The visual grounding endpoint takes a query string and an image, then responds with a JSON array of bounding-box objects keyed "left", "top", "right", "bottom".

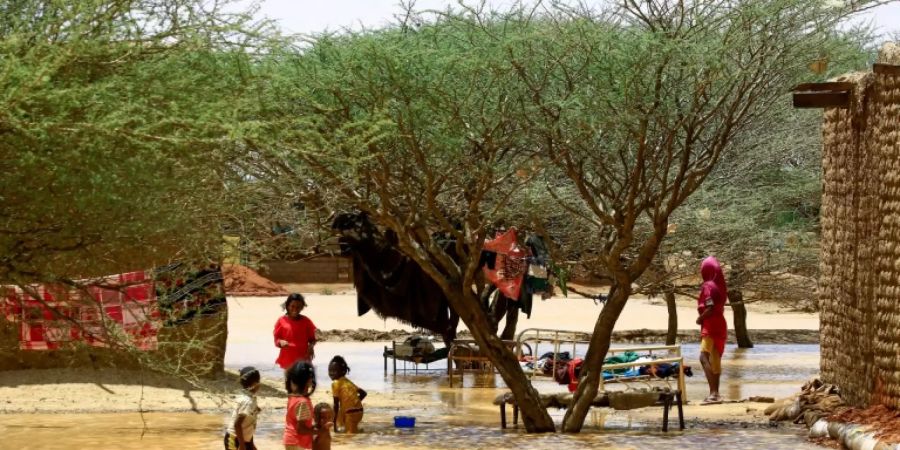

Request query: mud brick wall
[{"left": 260, "top": 257, "right": 353, "bottom": 284}]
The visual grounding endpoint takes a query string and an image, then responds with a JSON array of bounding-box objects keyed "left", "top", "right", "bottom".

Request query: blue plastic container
[{"left": 394, "top": 416, "right": 416, "bottom": 428}]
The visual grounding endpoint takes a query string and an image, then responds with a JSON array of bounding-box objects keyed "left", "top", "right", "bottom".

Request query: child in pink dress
[{"left": 283, "top": 361, "right": 327, "bottom": 450}]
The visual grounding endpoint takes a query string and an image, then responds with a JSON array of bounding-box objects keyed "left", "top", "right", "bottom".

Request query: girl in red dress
[{"left": 274, "top": 293, "right": 317, "bottom": 373}]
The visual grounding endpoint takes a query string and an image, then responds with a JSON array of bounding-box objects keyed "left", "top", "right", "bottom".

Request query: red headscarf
[{"left": 700, "top": 256, "right": 727, "bottom": 301}]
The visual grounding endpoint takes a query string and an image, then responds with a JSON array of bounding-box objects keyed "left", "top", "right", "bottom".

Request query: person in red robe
[
  {"left": 696, "top": 256, "right": 728, "bottom": 404},
  {"left": 275, "top": 293, "right": 317, "bottom": 373}
]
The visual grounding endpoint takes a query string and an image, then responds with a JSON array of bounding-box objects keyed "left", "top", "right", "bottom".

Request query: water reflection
[
  {"left": 231, "top": 342, "right": 819, "bottom": 404},
  {"left": 725, "top": 347, "right": 749, "bottom": 400}
]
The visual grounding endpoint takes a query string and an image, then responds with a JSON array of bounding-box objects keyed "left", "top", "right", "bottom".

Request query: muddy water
[
  {"left": 225, "top": 341, "right": 820, "bottom": 403},
  {"left": 0, "top": 341, "right": 820, "bottom": 449},
  {"left": 231, "top": 341, "right": 820, "bottom": 449},
  {"left": 0, "top": 411, "right": 822, "bottom": 450}
]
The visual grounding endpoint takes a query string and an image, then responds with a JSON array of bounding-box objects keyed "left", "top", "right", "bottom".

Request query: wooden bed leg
[
  {"left": 500, "top": 402, "right": 507, "bottom": 429},
  {"left": 384, "top": 345, "right": 388, "bottom": 376},
  {"left": 676, "top": 391, "right": 685, "bottom": 430},
  {"left": 513, "top": 404, "right": 519, "bottom": 427},
  {"left": 662, "top": 393, "right": 671, "bottom": 432}
]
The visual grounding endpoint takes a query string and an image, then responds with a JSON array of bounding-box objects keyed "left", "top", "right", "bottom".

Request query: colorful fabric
[
  {"left": 4, "top": 271, "right": 159, "bottom": 350},
  {"left": 700, "top": 336, "right": 722, "bottom": 374},
  {"left": 332, "top": 376, "right": 363, "bottom": 424},
  {"left": 698, "top": 256, "right": 728, "bottom": 356},
  {"left": 701, "top": 256, "right": 728, "bottom": 300},
  {"left": 483, "top": 228, "right": 530, "bottom": 300},
  {"left": 3, "top": 264, "right": 226, "bottom": 352},
  {"left": 154, "top": 263, "right": 226, "bottom": 325},
  {"left": 274, "top": 315, "right": 317, "bottom": 369},
  {"left": 284, "top": 395, "right": 314, "bottom": 449}
]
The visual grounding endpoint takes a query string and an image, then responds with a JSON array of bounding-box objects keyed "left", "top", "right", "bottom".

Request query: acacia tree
[
  {"left": 245, "top": 7, "right": 559, "bottom": 431},
  {"left": 506, "top": 0, "right": 887, "bottom": 431},
  {"left": 635, "top": 31, "right": 873, "bottom": 347},
  {"left": 244, "top": 0, "right": 885, "bottom": 433},
  {"left": 1, "top": 0, "right": 268, "bottom": 379}
]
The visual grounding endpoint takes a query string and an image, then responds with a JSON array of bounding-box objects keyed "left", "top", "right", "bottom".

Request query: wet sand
[{"left": 0, "top": 294, "right": 823, "bottom": 449}]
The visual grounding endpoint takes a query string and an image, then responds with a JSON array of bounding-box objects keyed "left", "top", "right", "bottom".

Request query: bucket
[{"left": 394, "top": 416, "right": 416, "bottom": 428}]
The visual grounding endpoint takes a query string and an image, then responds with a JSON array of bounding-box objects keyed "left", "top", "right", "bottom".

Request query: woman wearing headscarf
[{"left": 696, "top": 256, "right": 728, "bottom": 404}]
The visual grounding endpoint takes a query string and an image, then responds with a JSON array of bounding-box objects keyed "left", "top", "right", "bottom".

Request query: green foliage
[
  {"left": 1, "top": 0, "right": 267, "bottom": 283},
  {"left": 652, "top": 29, "right": 874, "bottom": 306}
]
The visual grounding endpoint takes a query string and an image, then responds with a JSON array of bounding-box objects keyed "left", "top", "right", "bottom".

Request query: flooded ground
[
  {"left": 0, "top": 341, "right": 821, "bottom": 448},
  {"left": 0, "top": 413, "right": 824, "bottom": 450},
  {"left": 226, "top": 341, "right": 821, "bottom": 404},
  {"left": 226, "top": 341, "right": 821, "bottom": 449},
  {"left": 0, "top": 311, "right": 822, "bottom": 449}
]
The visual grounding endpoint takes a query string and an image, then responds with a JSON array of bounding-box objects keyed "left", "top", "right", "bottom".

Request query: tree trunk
[
  {"left": 729, "top": 289, "right": 753, "bottom": 348},
  {"left": 665, "top": 287, "right": 677, "bottom": 346},
  {"left": 450, "top": 289, "right": 556, "bottom": 432},
  {"left": 561, "top": 282, "right": 632, "bottom": 432}
]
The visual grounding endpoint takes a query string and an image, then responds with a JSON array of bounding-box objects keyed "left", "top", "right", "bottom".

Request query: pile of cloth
[
  {"left": 393, "top": 335, "right": 436, "bottom": 358},
  {"left": 766, "top": 378, "right": 848, "bottom": 427}
]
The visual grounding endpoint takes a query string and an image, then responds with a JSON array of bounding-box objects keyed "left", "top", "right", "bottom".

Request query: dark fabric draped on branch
[{"left": 333, "top": 213, "right": 460, "bottom": 346}]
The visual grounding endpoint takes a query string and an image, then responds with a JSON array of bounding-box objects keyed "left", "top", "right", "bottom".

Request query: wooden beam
[
  {"left": 791, "top": 81, "right": 853, "bottom": 109},
  {"left": 874, "top": 63, "right": 900, "bottom": 76},
  {"left": 793, "top": 91, "right": 850, "bottom": 108},
  {"left": 792, "top": 81, "right": 854, "bottom": 93}
]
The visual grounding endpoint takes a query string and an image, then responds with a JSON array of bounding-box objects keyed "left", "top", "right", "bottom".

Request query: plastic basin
[{"left": 394, "top": 416, "right": 416, "bottom": 428}]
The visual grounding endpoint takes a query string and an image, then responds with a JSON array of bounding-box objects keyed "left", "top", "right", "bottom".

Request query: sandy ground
[{"left": 234, "top": 290, "right": 820, "bottom": 334}]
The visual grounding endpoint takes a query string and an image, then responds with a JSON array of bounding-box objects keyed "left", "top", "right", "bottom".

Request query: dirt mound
[
  {"left": 831, "top": 404, "right": 900, "bottom": 444},
  {"left": 222, "top": 264, "right": 288, "bottom": 296}
]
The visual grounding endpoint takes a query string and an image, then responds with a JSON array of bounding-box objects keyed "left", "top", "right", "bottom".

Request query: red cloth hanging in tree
[{"left": 483, "top": 227, "right": 529, "bottom": 300}]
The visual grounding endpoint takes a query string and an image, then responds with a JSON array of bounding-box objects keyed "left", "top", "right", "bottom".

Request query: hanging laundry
[
  {"left": 483, "top": 228, "right": 530, "bottom": 300},
  {"left": 6, "top": 271, "right": 159, "bottom": 351}
]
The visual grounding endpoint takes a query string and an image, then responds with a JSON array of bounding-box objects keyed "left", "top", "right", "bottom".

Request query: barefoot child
[
  {"left": 225, "top": 366, "right": 261, "bottom": 450},
  {"left": 284, "top": 361, "right": 328, "bottom": 450},
  {"left": 313, "top": 403, "right": 334, "bottom": 450},
  {"left": 328, "top": 355, "right": 367, "bottom": 433}
]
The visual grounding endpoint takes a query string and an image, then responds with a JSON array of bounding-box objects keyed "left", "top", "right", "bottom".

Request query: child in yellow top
[{"left": 328, "top": 355, "right": 367, "bottom": 433}]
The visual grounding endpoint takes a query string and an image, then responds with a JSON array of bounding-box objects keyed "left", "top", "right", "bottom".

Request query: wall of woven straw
[
  {"left": 819, "top": 72, "right": 872, "bottom": 407},
  {"left": 820, "top": 43, "right": 900, "bottom": 408},
  {"left": 873, "top": 43, "right": 900, "bottom": 409}
]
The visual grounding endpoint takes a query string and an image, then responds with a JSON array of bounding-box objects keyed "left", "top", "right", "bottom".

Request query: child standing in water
[
  {"left": 284, "top": 361, "right": 327, "bottom": 450},
  {"left": 313, "top": 403, "right": 334, "bottom": 450},
  {"left": 225, "top": 366, "right": 261, "bottom": 450},
  {"left": 329, "top": 355, "right": 367, "bottom": 433}
]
